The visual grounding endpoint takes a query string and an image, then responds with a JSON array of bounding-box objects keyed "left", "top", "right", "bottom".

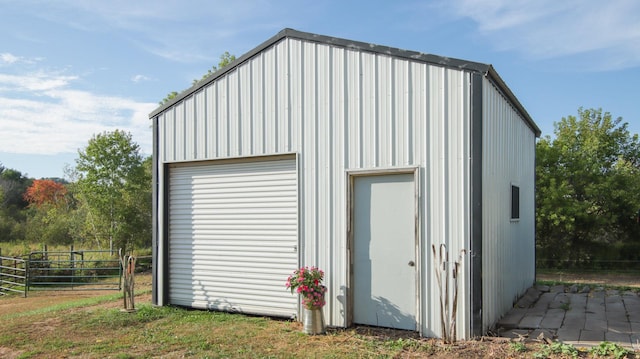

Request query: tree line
[
  {"left": 0, "top": 130, "right": 151, "bottom": 254},
  {"left": 536, "top": 108, "right": 640, "bottom": 269}
]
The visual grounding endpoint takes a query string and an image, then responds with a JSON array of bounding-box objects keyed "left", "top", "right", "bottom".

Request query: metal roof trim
[{"left": 485, "top": 66, "right": 541, "bottom": 137}]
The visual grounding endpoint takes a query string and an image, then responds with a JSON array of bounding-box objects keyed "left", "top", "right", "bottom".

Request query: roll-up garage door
[{"left": 168, "top": 158, "right": 298, "bottom": 317}]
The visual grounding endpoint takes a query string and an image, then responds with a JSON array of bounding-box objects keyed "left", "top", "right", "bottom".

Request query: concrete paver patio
[{"left": 496, "top": 284, "right": 640, "bottom": 350}]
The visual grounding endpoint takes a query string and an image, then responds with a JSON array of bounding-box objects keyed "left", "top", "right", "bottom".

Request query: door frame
[{"left": 346, "top": 167, "right": 421, "bottom": 333}]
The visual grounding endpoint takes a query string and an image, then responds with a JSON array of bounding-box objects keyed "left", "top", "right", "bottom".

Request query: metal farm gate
[
  {"left": 0, "top": 255, "right": 28, "bottom": 297},
  {"left": 27, "top": 249, "right": 122, "bottom": 292}
]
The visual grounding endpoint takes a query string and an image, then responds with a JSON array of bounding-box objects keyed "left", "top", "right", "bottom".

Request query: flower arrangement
[{"left": 286, "top": 266, "right": 327, "bottom": 309}]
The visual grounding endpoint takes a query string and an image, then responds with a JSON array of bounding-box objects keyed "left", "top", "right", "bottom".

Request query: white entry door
[{"left": 352, "top": 173, "right": 417, "bottom": 330}]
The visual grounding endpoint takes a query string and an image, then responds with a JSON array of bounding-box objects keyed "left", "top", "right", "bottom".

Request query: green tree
[
  {"left": 0, "top": 166, "right": 31, "bottom": 214},
  {"left": 159, "top": 52, "right": 236, "bottom": 105},
  {"left": 536, "top": 108, "right": 640, "bottom": 268},
  {"left": 23, "top": 179, "right": 76, "bottom": 246},
  {"left": 74, "top": 130, "right": 151, "bottom": 252},
  {"left": 194, "top": 51, "right": 236, "bottom": 85},
  {"left": 159, "top": 91, "right": 179, "bottom": 106},
  {"left": 0, "top": 164, "right": 30, "bottom": 242},
  {"left": 25, "top": 205, "right": 75, "bottom": 245}
]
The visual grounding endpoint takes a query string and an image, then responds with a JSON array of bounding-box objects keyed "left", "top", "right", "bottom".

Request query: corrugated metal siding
[
  {"left": 481, "top": 77, "right": 536, "bottom": 332},
  {"left": 167, "top": 158, "right": 298, "bottom": 317},
  {"left": 156, "top": 38, "right": 473, "bottom": 338}
]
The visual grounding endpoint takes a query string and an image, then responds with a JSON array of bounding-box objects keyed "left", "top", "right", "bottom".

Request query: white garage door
[{"left": 168, "top": 158, "right": 298, "bottom": 317}]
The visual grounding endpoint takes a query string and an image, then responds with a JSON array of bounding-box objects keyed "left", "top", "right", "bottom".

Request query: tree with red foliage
[{"left": 23, "top": 179, "right": 67, "bottom": 208}]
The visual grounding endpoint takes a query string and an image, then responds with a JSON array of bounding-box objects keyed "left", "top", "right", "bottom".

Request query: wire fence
[{"left": 537, "top": 258, "right": 640, "bottom": 272}]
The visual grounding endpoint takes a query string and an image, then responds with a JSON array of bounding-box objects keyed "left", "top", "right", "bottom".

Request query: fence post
[
  {"left": 70, "top": 245, "right": 75, "bottom": 289},
  {"left": 14, "top": 257, "right": 17, "bottom": 281},
  {"left": 24, "top": 255, "right": 29, "bottom": 298}
]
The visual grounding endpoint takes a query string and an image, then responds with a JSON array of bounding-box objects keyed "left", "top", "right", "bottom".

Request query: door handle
[{"left": 408, "top": 260, "right": 415, "bottom": 267}]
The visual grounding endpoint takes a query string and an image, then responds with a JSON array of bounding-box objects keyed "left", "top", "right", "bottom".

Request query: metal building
[{"left": 150, "top": 28, "right": 541, "bottom": 339}]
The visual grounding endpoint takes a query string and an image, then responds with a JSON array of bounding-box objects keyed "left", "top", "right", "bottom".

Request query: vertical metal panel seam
[
  {"left": 172, "top": 107, "right": 177, "bottom": 162},
  {"left": 248, "top": 59, "right": 254, "bottom": 155},
  {"left": 295, "top": 153, "right": 302, "bottom": 318},
  {"left": 358, "top": 51, "right": 363, "bottom": 167},
  {"left": 273, "top": 44, "right": 279, "bottom": 152},
  {"left": 343, "top": 50, "right": 349, "bottom": 171},
  {"left": 313, "top": 42, "right": 320, "bottom": 264},
  {"left": 374, "top": 54, "right": 379, "bottom": 167},
  {"left": 260, "top": 52, "right": 266, "bottom": 154},
  {"left": 237, "top": 64, "right": 243, "bottom": 156},
  {"left": 224, "top": 75, "right": 230, "bottom": 156},
  {"left": 192, "top": 94, "right": 197, "bottom": 159},
  {"left": 391, "top": 58, "right": 397, "bottom": 166},
  {"left": 327, "top": 44, "right": 335, "bottom": 316},
  {"left": 407, "top": 63, "right": 414, "bottom": 166},
  {"left": 204, "top": 86, "right": 209, "bottom": 158},
  {"left": 443, "top": 68, "right": 450, "bottom": 253},
  {"left": 286, "top": 39, "right": 292, "bottom": 152},
  {"left": 182, "top": 100, "right": 187, "bottom": 160}
]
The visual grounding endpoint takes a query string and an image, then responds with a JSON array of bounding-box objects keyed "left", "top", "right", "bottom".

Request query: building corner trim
[
  {"left": 151, "top": 116, "right": 159, "bottom": 305},
  {"left": 470, "top": 73, "right": 484, "bottom": 337}
]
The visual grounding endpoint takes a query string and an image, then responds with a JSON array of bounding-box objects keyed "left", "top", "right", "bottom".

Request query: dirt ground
[
  {"left": 537, "top": 271, "right": 640, "bottom": 288},
  {"left": 0, "top": 273, "right": 153, "bottom": 317}
]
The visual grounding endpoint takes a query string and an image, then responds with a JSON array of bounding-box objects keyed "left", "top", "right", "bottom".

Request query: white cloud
[
  {"left": 1, "top": 53, "right": 20, "bottom": 64},
  {"left": 438, "top": 0, "right": 640, "bottom": 70},
  {"left": 0, "top": 72, "right": 77, "bottom": 92},
  {"left": 0, "top": 70, "right": 156, "bottom": 156},
  {"left": 0, "top": 53, "right": 42, "bottom": 66},
  {"left": 131, "top": 74, "right": 151, "bottom": 83}
]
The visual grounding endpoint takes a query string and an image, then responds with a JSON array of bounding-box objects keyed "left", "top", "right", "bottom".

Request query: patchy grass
[
  {"left": 537, "top": 269, "right": 640, "bottom": 290},
  {"left": 0, "top": 302, "right": 432, "bottom": 358},
  {"left": 0, "top": 300, "right": 637, "bottom": 358},
  {"left": 536, "top": 278, "right": 640, "bottom": 294}
]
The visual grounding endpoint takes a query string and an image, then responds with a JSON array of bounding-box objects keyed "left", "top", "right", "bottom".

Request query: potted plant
[{"left": 286, "top": 266, "right": 327, "bottom": 334}]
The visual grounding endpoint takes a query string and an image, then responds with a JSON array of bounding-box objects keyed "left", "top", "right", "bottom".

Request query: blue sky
[{"left": 1, "top": 0, "right": 639, "bottom": 179}]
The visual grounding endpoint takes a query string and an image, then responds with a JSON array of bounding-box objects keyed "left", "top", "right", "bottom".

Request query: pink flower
[{"left": 286, "top": 266, "right": 327, "bottom": 308}]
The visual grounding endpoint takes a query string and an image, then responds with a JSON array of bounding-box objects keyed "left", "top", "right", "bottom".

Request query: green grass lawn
[{"left": 0, "top": 293, "right": 440, "bottom": 358}]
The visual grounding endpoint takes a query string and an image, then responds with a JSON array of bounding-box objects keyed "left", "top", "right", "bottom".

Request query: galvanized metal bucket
[{"left": 302, "top": 307, "right": 325, "bottom": 335}]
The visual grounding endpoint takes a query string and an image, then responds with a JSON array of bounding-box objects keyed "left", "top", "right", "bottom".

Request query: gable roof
[{"left": 150, "top": 28, "right": 540, "bottom": 137}]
